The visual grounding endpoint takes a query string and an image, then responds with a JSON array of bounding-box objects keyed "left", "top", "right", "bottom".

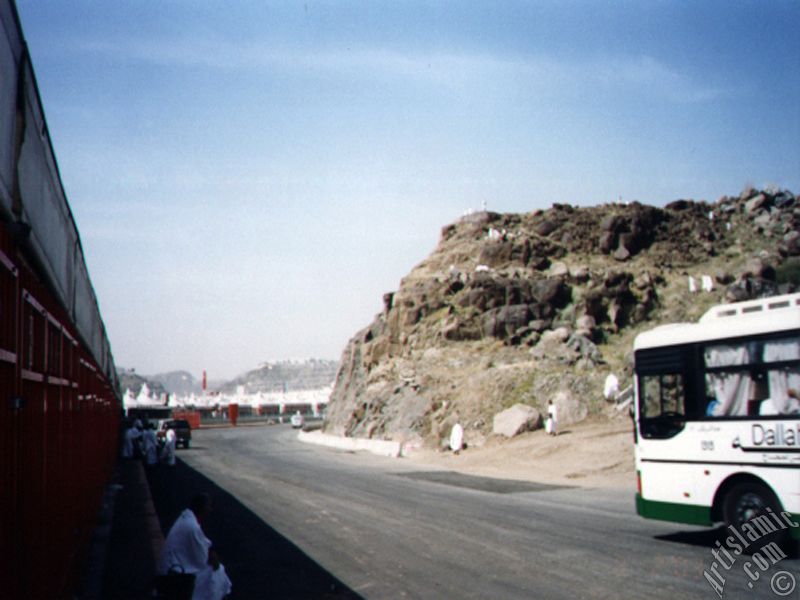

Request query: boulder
[
  {"left": 535, "top": 219, "right": 559, "bottom": 236},
  {"left": 530, "top": 278, "right": 571, "bottom": 307},
  {"left": 492, "top": 404, "right": 542, "bottom": 438},
  {"left": 569, "top": 264, "right": 590, "bottom": 282},
  {"left": 725, "top": 277, "right": 781, "bottom": 302},
  {"left": 528, "top": 319, "right": 552, "bottom": 333},
  {"left": 739, "top": 186, "right": 758, "bottom": 201},
  {"left": 600, "top": 214, "right": 626, "bottom": 232},
  {"left": 745, "top": 193, "right": 768, "bottom": 213},
  {"left": 612, "top": 242, "right": 631, "bottom": 262},
  {"left": 774, "top": 191, "right": 796, "bottom": 209},
  {"left": 442, "top": 318, "right": 482, "bottom": 342},
  {"left": 599, "top": 231, "right": 617, "bottom": 254},
  {"left": 481, "top": 304, "right": 531, "bottom": 339},
  {"left": 551, "top": 389, "right": 588, "bottom": 425},
  {"left": 548, "top": 261, "right": 569, "bottom": 277},
  {"left": 479, "top": 240, "right": 514, "bottom": 267},
  {"left": 575, "top": 314, "right": 597, "bottom": 337},
  {"left": 754, "top": 213, "right": 771, "bottom": 227},
  {"left": 714, "top": 269, "right": 734, "bottom": 285},
  {"left": 542, "top": 326, "right": 572, "bottom": 343},
  {"left": 565, "top": 333, "right": 603, "bottom": 364},
  {"left": 782, "top": 231, "right": 800, "bottom": 256},
  {"left": 744, "top": 257, "right": 775, "bottom": 280}
]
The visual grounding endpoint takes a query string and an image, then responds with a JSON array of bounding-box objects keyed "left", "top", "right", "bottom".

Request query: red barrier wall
[
  {"left": 173, "top": 410, "right": 201, "bottom": 429},
  {"left": 0, "top": 228, "right": 120, "bottom": 599}
]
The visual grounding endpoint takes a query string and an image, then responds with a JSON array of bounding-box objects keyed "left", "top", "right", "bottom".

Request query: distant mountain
[
  {"left": 149, "top": 370, "right": 203, "bottom": 396},
  {"left": 217, "top": 359, "right": 339, "bottom": 394},
  {"left": 118, "top": 361, "right": 338, "bottom": 397},
  {"left": 117, "top": 368, "right": 167, "bottom": 397}
]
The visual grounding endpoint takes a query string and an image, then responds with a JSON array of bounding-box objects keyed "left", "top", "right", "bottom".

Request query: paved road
[{"left": 150, "top": 425, "right": 799, "bottom": 600}]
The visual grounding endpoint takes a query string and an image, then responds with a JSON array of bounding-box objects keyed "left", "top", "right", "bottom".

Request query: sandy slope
[{"left": 404, "top": 415, "right": 637, "bottom": 490}]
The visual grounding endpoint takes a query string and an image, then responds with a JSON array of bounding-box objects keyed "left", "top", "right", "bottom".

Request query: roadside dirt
[{"left": 403, "top": 414, "right": 636, "bottom": 490}]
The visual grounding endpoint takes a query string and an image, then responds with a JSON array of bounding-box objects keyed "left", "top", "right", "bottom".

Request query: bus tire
[{"left": 723, "top": 482, "right": 790, "bottom": 550}]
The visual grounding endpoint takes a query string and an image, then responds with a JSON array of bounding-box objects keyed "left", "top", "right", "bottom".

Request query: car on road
[
  {"left": 290, "top": 412, "right": 305, "bottom": 429},
  {"left": 157, "top": 419, "right": 192, "bottom": 448}
]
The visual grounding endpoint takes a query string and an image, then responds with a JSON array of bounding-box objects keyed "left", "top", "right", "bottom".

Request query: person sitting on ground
[{"left": 160, "top": 493, "right": 232, "bottom": 600}]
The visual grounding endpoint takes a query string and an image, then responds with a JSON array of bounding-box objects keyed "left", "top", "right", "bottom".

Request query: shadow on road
[
  {"left": 146, "top": 460, "right": 363, "bottom": 600},
  {"left": 396, "top": 470, "right": 574, "bottom": 494},
  {"left": 654, "top": 526, "right": 726, "bottom": 549},
  {"left": 655, "top": 526, "right": 799, "bottom": 559}
]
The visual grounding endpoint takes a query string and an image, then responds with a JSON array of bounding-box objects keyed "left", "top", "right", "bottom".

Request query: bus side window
[
  {"left": 761, "top": 337, "right": 800, "bottom": 415},
  {"left": 643, "top": 376, "right": 662, "bottom": 417},
  {"left": 704, "top": 375, "right": 719, "bottom": 416},
  {"left": 661, "top": 374, "right": 685, "bottom": 416},
  {"left": 704, "top": 343, "right": 753, "bottom": 417},
  {"left": 642, "top": 374, "right": 686, "bottom": 418}
]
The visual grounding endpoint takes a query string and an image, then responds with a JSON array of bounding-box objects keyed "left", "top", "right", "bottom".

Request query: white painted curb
[{"left": 297, "top": 430, "right": 401, "bottom": 458}]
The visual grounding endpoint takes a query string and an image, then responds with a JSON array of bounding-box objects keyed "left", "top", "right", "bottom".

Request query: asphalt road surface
[{"left": 147, "top": 425, "right": 799, "bottom": 600}]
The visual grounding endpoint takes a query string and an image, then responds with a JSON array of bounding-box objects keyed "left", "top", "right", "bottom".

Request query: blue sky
[{"left": 15, "top": 1, "right": 800, "bottom": 380}]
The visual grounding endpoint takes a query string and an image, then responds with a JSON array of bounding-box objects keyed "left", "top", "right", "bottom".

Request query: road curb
[
  {"left": 297, "top": 430, "right": 402, "bottom": 458},
  {"left": 133, "top": 461, "right": 165, "bottom": 575}
]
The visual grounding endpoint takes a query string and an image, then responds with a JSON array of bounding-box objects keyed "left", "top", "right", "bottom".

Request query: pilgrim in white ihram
[{"left": 160, "top": 493, "right": 231, "bottom": 600}]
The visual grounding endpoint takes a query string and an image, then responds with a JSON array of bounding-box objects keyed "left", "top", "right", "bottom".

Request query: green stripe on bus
[
  {"left": 790, "top": 515, "right": 800, "bottom": 541},
  {"left": 637, "top": 497, "right": 800, "bottom": 540},
  {"left": 635, "top": 494, "right": 712, "bottom": 526}
]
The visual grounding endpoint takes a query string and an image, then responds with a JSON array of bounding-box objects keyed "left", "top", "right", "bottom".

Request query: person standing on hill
[{"left": 545, "top": 400, "right": 558, "bottom": 436}]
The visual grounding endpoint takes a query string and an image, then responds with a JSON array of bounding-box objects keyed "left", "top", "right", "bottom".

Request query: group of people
[
  {"left": 121, "top": 422, "right": 231, "bottom": 598},
  {"left": 120, "top": 419, "right": 178, "bottom": 466}
]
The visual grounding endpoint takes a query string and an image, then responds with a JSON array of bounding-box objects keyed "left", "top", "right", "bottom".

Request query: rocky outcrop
[
  {"left": 492, "top": 404, "right": 542, "bottom": 438},
  {"left": 324, "top": 187, "right": 799, "bottom": 447}
]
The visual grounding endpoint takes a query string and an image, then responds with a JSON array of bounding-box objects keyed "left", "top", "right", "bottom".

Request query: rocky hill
[
  {"left": 216, "top": 359, "right": 339, "bottom": 394},
  {"left": 117, "top": 369, "right": 167, "bottom": 397},
  {"left": 149, "top": 370, "right": 203, "bottom": 396},
  {"left": 323, "top": 187, "right": 799, "bottom": 448}
]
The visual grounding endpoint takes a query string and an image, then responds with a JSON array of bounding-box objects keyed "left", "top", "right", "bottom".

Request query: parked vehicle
[
  {"left": 157, "top": 419, "right": 192, "bottom": 448},
  {"left": 290, "top": 412, "right": 305, "bottom": 429}
]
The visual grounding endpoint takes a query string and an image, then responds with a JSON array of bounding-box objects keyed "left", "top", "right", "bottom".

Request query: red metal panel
[
  {"left": 0, "top": 262, "right": 121, "bottom": 598},
  {"left": 173, "top": 410, "right": 201, "bottom": 429},
  {"left": 0, "top": 237, "right": 20, "bottom": 599}
]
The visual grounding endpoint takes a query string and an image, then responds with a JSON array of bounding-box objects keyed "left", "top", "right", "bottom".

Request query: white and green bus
[{"left": 634, "top": 292, "right": 800, "bottom": 541}]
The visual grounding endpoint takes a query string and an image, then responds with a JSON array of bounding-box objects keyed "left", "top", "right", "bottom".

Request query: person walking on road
[
  {"left": 161, "top": 429, "right": 177, "bottom": 467},
  {"left": 143, "top": 422, "right": 158, "bottom": 466},
  {"left": 121, "top": 420, "right": 142, "bottom": 458}
]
